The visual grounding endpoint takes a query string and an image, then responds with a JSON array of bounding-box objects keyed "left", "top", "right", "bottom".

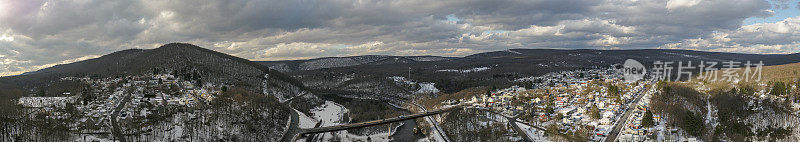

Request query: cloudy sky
[{"left": 1, "top": 0, "right": 800, "bottom": 76}]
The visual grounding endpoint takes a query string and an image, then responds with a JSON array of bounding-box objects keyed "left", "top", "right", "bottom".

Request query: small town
[
  {"left": 443, "top": 68, "right": 658, "bottom": 141},
  {"left": 442, "top": 67, "right": 799, "bottom": 142},
  {"left": 15, "top": 72, "right": 227, "bottom": 141}
]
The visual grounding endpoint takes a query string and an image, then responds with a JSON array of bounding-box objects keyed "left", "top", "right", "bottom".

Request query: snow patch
[
  {"left": 388, "top": 76, "right": 414, "bottom": 85},
  {"left": 416, "top": 83, "right": 440, "bottom": 94},
  {"left": 73, "top": 135, "right": 113, "bottom": 142},
  {"left": 505, "top": 49, "right": 523, "bottom": 54},
  {"left": 664, "top": 52, "right": 702, "bottom": 59},
  {"left": 516, "top": 122, "right": 549, "bottom": 141},
  {"left": 311, "top": 101, "right": 349, "bottom": 126},
  {"left": 389, "top": 76, "right": 439, "bottom": 94},
  {"left": 436, "top": 67, "right": 491, "bottom": 73},
  {"left": 296, "top": 109, "right": 318, "bottom": 129},
  {"left": 307, "top": 101, "right": 397, "bottom": 141}
]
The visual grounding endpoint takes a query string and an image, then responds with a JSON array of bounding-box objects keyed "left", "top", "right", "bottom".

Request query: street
[{"left": 604, "top": 83, "right": 652, "bottom": 142}]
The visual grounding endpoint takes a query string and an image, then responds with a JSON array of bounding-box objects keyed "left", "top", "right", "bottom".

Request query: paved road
[
  {"left": 279, "top": 92, "right": 312, "bottom": 142},
  {"left": 477, "top": 107, "right": 546, "bottom": 131},
  {"left": 605, "top": 84, "right": 651, "bottom": 142},
  {"left": 110, "top": 93, "right": 132, "bottom": 142},
  {"left": 412, "top": 103, "right": 451, "bottom": 142},
  {"left": 279, "top": 109, "right": 300, "bottom": 142},
  {"left": 604, "top": 107, "right": 632, "bottom": 142},
  {"left": 478, "top": 107, "right": 544, "bottom": 142},
  {"left": 508, "top": 119, "right": 534, "bottom": 142}
]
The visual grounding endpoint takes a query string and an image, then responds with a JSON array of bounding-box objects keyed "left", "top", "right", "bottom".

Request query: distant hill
[
  {"left": 263, "top": 49, "right": 800, "bottom": 74},
  {"left": 759, "top": 62, "right": 800, "bottom": 82},
  {"left": 257, "top": 55, "right": 453, "bottom": 72},
  {"left": 4, "top": 46, "right": 800, "bottom": 100},
  {"left": 706, "top": 62, "right": 800, "bottom": 83},
  {"left": 258, "top": 49, "right": 800, "bottom": 99},
  {"left": 0, "top": 43, "right": 306, "bottom": 100}
]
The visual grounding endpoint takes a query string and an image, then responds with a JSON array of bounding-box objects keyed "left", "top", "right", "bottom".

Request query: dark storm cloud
[
  {"left": 0, "top": 0, "right": 797, "bottom": 76},
  {"left": 450, "top": 0, "right": 600, "bottom": 30}
]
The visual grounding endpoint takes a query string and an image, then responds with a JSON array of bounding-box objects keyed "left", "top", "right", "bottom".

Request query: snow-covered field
[
  {"left": 389, "top": 76, "right": 441, "bottom": 94},
  {"left": 297, "top": 109, "right": 318, "bottom": 129},
  {"left": 311, "top": 101, "right": 348, "bottom": 126},
  {"left": 300, "top": 101, "right": 395, "bottom": 141},
  {"left": 416, "top": 83, "right": 440, "bottom": 94}
]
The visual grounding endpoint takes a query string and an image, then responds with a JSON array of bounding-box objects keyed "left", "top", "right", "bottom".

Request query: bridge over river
[
  {"left": 293, "top": 104, "right": 465, "bottom": 141},
  {"left": 290, "top": 103, "right": 549, "bottom": 142}
]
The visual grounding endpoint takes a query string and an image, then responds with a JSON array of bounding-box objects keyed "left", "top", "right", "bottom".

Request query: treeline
[
  {"left": 652, "top": 81, "right": 797, "bottom": 141},
  {"left": 651, "top": 82, "right": 710, "bottom": 140},
  {"left": 441, "top": 108, "right": 517, "bottom": 142},
  {"left": 116, "top": 87, "right": 290, "bottom": 141},
  {"left": 0, "top": 99, "right": 79, "bottom": 141}
]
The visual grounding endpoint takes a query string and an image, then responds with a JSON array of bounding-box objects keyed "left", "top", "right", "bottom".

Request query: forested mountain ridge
[
  {"left": 0, "top": 43, "right": 309, "bottom": 141},
  {"left": 1, "top": 43, "right": 305, "bottom": 99},
  {"left": 260, "top": 49, "right": 800, "bottom": 100}
]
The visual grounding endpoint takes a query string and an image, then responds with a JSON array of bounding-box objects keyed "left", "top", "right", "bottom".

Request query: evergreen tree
[
  {"left": 642, "top": 109, "right": 654, "bottom": 127},
  {"left": 607, "top": 85, "right": 623, "bottom": 103},
  {"left": 771, "top": 82, "right": 788, "bottom": 96},
  {"left": 607, "top": 85, "right": 620, "bottom": 96},
  {"left": 683, "top": 111, "right": 704, "bottom": 137},
  {"left": 589, "top": 104, "right": 601, "bottom": 119}
]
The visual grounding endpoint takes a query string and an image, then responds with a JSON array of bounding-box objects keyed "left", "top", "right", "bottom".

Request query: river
[{"left": 389, "top": 105, "right": 424, "bottom": 142}]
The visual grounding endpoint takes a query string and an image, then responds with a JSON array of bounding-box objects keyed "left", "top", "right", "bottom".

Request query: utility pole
[{"left": 408, "top": 66, "right": 411, "bottom": 79}]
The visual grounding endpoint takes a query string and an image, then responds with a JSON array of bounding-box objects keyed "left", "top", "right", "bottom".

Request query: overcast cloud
[{"left": 0, "top": 0, "right": 799, "bottom": 76}]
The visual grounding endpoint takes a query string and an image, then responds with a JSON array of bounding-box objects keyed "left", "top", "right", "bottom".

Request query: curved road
[
  {"left": 111, "top": 93, "right": 132, "bottom": 142},
  {"left": 279, "top": 109, "right": 300, "bottom": 142},
  {"left": 279, "top": 92, "right": 311, "bottom": 142},
  {"left": 477, "top": 107, "right": 544, "bottom": 142},
  {"left": 508, "top": 118, "right": 534, "bottom": 142}
]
